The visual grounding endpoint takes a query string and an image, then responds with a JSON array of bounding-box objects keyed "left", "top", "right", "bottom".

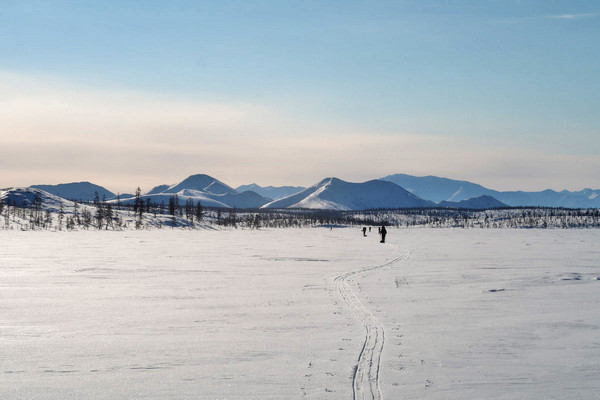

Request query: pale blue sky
[{"left": 1, "top": 1, "right": 599, "bottom": 191}]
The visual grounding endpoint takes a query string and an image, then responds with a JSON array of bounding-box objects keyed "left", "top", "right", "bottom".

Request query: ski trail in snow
[{"left": 334, "top": 252, "right": 408, "bottom": 400}]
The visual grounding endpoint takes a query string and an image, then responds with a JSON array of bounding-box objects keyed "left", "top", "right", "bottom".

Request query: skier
[
  {"left": 380, "top": 225, "right": 387, "bottom": 243},
  {"left": 362, "top": 227, "right": 367, "bottom": 237}
]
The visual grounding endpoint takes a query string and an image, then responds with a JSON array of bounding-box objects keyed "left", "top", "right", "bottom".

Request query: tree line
[{"left": 1, "top": 190, "right": 599, "bottom": 231}]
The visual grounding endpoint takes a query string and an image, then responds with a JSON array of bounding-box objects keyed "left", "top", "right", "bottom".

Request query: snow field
[
  {"left": 1, "top": 228, "right": 599, "bottom": 399},
  {"left": 359, "top": 229, "right": 600, "bottom": 399},
  {"left": 0, "top": 229, "right": 398, "bottom": 399}
]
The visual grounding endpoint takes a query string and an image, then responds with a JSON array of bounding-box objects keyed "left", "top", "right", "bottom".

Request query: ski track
[{"left": 334, "top": 252, "right": 408, "bottom": 400}]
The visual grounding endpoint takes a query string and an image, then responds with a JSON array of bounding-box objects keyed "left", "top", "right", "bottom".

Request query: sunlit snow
[{"left": 1, "top": 228, "right": 599, "bottom": 399}]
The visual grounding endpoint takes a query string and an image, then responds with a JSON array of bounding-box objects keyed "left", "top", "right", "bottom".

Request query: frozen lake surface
[{"left": 1, "top": 228, "right": 599, "bottom": 399}]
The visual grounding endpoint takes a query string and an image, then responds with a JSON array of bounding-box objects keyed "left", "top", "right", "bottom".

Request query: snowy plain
[{"left": 1, "top": 228, "right": 599, "bottom": 399}]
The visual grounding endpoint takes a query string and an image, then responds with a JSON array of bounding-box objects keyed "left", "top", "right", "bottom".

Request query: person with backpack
[{"left": 380, "top": 225, "right": 387, "bottom": 243}]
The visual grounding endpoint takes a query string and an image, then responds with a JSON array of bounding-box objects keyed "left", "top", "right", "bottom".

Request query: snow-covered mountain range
[
  {"left": 262, "top": 178, "right": 432, "bottom": 210},
  {"left": 116, "top": 174, "right": 270, "bottom": 209},
  {"left": 381, "top": 174, "right": 600, "bottom": 208},
  {"left": 20, "top": 173, "right": 599, "bottom": 210}
]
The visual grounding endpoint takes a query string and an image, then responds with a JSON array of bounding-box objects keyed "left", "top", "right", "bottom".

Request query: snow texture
[{"left": 1, "top": 228, "right": 599, "bottom": 399}]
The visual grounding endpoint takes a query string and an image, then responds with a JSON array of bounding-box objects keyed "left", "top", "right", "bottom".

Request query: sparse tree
[
  {"left": 95, "top": 203, "right": 104, "bottom": 229},
  {"left": 195, "top": 201, "right": 203, "bottom": 221},
  {"left": 105, "top": 203, "right": 114, "bottom": 230},
  {"left": 227, "top": 207, "right": 237, "bottom": 227},
  {"left": 81, "top": 208, "right": 92, "bottom": 229},
  {"left": 44, "top": 210, "right": 52, "bottom": 229},
  {"left": 58, "top": 204, "right": 65, "bottom": 230},
  {"left": 168, "top": 194, "right": 179, "bottom": 216},
  {"left": 73, "top": 202, "right": 80, "bottom": 225},
  {"left": 133, "top": 187, "right": 142, "bottom": 213},
  {"left": 185, "top": 198, "right": 194, "bottom": 222}
]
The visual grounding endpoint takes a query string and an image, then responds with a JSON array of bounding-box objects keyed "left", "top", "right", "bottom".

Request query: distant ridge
[
  {"left": 146, "top": 184, "right": 171, "bottom": 195},
  {"left": 438, "top": 195, "right": 507, "bottom": 209},
  {"left": 236, "top": 183, "right": 305, "bottom": 201},
  {"left": 381, "top": 173, "right": 600, "bottom": 208},
  {"left": 30, "top": 182, "right": 115, "bottom": 202},
  {"left": 262, "top": 177, "right": 433, "bottom": 210},
  {"left": 380, "top": 174, "right": 490, "bottom": 203},
  {"left": 20, "top": 173, "right": 599, "bottom": 210},
  {"left": 116, "top": 174, "right": 270, "bottom": 209}
]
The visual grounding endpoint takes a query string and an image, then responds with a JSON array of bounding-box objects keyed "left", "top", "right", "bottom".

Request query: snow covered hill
[
  {"left": 262, "top": 178, "right": 433, "bottom": 210},
  {"left": 146, "top": 184, "right": 171, "bottom": 195},
  {"left": 438, "top": 195, "right": 507, "bottom": 209},
  {"left": 163, "top": 174, "right": 237, "bottom": 195},
  {"left": 30, "top": 182, "right": 116, "bottom": 202},
  {"left": 0, "top": 187, "right": 207, "bottom": 230},
  {"left": 1, "top": 187, "right": 76, "bottom": 212},
  {"left": 19, "top": 173, "right": 599, "bottom": 211},
  {"left": 235, "top": 183, "right": 306, "bottom": 200},
  {"left": 382, "top": 174, "right": 600, "bottom": 208},
  {"left": 380, "top": 174, "right": 491, "bottom": 203},
  {"left": 119, "top": 174, "right": 271, "bottom": 209}
]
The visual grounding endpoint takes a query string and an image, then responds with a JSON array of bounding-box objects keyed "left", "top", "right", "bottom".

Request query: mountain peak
[
  {"left": 263, "top": 177, "right": 432, "bottom": 210},
  {"left": 29, "top": 182, "right": 115, "bottom": 202},
  {"left": 164, "top": 174, "right": 237, "bottom": 195}
]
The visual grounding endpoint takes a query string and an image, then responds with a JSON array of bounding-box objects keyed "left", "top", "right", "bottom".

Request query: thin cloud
[
  {"left": 1, "top": 72, "right": 598, "bottom": 192},
  {"left": 500, "top": 12, "right": 599, "bottom": 25},
  {"left": 548, "top": 13, "right": 598, "bottom": 20}
]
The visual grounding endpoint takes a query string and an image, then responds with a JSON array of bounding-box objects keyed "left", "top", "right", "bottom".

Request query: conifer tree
[
  {"left": 133, "top": 187, "right": 142, "bottom": 213},
  {"left": 58, "top": 204, "right": 65, "bottom": 230},
  {"left": 195, "top": 201, "right": 203, "bottom": 221},
  {"left": 44, "top": 210, "right": 52, "bottom": 230},
  {"left": 73, "top": 202, "right": 81, "bottom": 225},
  {"left": 105, "top": 203, "right": 113, "bottom": 230}
]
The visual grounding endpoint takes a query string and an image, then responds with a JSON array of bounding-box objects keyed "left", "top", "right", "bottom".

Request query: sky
[{"left": 1, "top": 0, "right": 599, "bottom": 193}]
